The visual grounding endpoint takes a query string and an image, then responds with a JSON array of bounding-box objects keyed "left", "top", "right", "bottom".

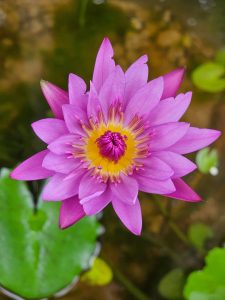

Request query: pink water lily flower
[{"left": 11, "top": 38, "right": 221, "bottom": 235}]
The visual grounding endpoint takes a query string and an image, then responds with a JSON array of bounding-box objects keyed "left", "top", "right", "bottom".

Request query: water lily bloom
[{"left": 11, "top": 37, "right": 221, "bottom": 235}]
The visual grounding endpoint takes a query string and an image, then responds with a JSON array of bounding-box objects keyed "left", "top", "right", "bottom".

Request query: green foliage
[
  {"left": 192, "top": 62, "right": 225, "bottom": 93},
  {"left": 196, "top": 148, "right": 219, "bottom": 175},
  {"left": 188, "top": 223, "right": 213, "bottom": 251},
  {"left": 81, "top": 257, "right": 113, "bottom": 286},
  {"left": 158, "top": 268, "right": 185, "bottom": 299},
  {"left": 184, "top": 248, "right": 225, "bottom": 300},
  {"left": 189, "top": 287, "right": 225, "bottom": 300},
  {"left": 0, "top": 169, "right": 100, "bottom": 299},
  {"left": 215, "top": 49, "right": 225, "bottom": 67}
]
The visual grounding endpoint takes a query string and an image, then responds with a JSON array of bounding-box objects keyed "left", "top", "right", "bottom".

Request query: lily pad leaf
[
  {"left": 0, "top": 168, "right": 100, "bottom": 299},
  {"left": 184, "top": 248, "right": 225, "bottom": 300},
  {"left": 215, "top": 49, "right": 225, "bottom": 67},
  {"left": 158, "top": 268, "right": 185, "bottom": 299},
  {"left": 192, "top": 62, "right": 225, "bottom": 93},
  {"left": 81, "top": 257, "right": 113, "bottom": 286},
  {"left": 189, "top": 287, "right": 225, "bottom": 300},
  {"left": 196, "top": 148, "right": 219, "bottom": 175},
  {"left": 188, "top": 222, "right": 213, "bottom": 251}
]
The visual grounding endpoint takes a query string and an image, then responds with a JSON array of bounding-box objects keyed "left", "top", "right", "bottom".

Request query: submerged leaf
[
  {"left": 81, "top": 257, "right": 113, "bottom": 286},
  {"left": 188, "top": 223, "right": 213, "bottom": 250},
  {"left": 192, "top": 62, "right": 225, "bottom": 93},
  {"left": 196, "top": 147, "right": 219, "bottom": 175},
  {"left": 215, "top": 49, "right": 225, "bottom": 67},
  {"left": 158, "top": 268, "right": 185, "bottom": 299},
  {"left": 0, "top": 169, "right": 100, "bottom": 299}
]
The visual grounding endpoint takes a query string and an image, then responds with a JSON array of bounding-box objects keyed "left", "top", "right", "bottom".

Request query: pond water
[{"left": 0, "top": 0, "right": 225, "bottom": 299}]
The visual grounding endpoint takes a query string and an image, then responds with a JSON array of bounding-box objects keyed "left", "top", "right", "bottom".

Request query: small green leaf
[
  {"left": 81, "top": 257, "right": 113, "bottom": 286},
  {"left": 184, "top": 248, "right": 225, "bottom": 300},
  {"left": 215, "top": 49, "right": 225, "bottom": 67},
  {"left": 188, "top": 223, "right": 213, "bottom": 250},
  {"left": 0, "top": 169, "right": 100, "bottom": 299},
  {"left": 158, "top": 268, "right": 185, "bottom": 299},
  {"left": 196, "top": 148, "right": 219, "bottom": 175},
  {"left": 192, "top": 62, "right": 225, "bottom": 93}
]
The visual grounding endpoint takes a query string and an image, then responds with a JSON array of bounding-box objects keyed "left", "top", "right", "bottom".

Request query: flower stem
[
  {"left": 113, "top": 267, "right": 150, "bottom": 300},
  {"left": 142, "top": 232, "right": 183, "bottom": 266},
  {"left": 168, "top": 221, "right": 190, "bottom": 245},
  {"left": 78, "top": 0, "right": 89, "bottom": 27},
  {"left": 154, "top": 197, "right": 190, "bottom": 246}
]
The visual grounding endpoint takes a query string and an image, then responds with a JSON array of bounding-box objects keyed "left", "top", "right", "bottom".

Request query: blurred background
[{"left": 0, "top": 0, "right": 225, "bottom": 299}]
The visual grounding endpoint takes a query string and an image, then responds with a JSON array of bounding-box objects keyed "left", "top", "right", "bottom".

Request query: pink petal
[
  {"left": 31, "top": 118, "right": 68, "bottom": 144},
  {"left": 92, "top": 37, "right": 116, "bottom": 92},
  {"left": 150, "top": 122, "right": 190, "bottom": 151},
  {"left": 161, "top": 68, "right": 185, "bottom": 99},
  {"left": 110, "top": 175, "right": 138, "bottom": 205},
  {"left": 82, "top": 187, "right": 111, "bottom": 216},
  {"left": 168, "top": 127, "right": 221, "bottom": 154},
  {"left": 59, "top": 196, "right": 85, "bottom": 229},
  {"left": 42, "top": 171, "right": 83, "bottom": 201},
  {"left": 87, "top": 82, "right": 102, "bottom": 122},
  {"left": 98, "top": 65, "right": 125, "bottom": 121},
  {"left": 153, "top": 151, "right": 197, "bottom": 178},
  {"left": 124, "top": 55, "right": 148, "bottom": 106},
  {"left": 40, "top": 80, "right": 68, "bottom": 119},
  {"left": 10, "top": 150, "right": 53, "bottom": 180},
  {"left": 79, "top": 173, "right": 106, "bottom": 204},
  {"left": 42, "top": 152, "right": 81, "bottom": 174},
  {"left": 47, "top": 134, "right": 78, "bottom": 155},
  {"left": 112, "top": 197, "right": 142, "bottom": 235},
  {"left": 136, "top": 175, "right": 176, "bottom": 194},
  {"left": 124, "top": 77, "right": 163, "bottom": 125},
  {"left": 166, "top": 178, "right": 201, "bottom": 202},
  {"left": 149, "top": 92, "right": 192, "bottom": 126},
  {"left": 62, "top": 104, "right": 88, "bottom": 136},
  {"left": 137, "top": 156, "right": 174, "bottom": 180},
  {"left": 68, "top": 73, "right": 87, "bottom": 109}
]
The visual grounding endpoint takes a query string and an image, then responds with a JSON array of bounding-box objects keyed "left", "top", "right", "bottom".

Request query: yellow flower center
[{"left": 84, "top": 122, "right": 138, "bottom": 182}]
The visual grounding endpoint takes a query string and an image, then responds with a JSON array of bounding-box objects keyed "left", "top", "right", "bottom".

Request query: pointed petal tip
[
  {"left": 59, "top": 215, "right": 83, "bottom": 229},
  {"left": 203, "top": 129, "right": 221, "bottom": 143},
  {"left": 9, "top": 170, "right": 17, "bottom": 180},
  {"left": 186, "top": 91, "right": 192, "bottom": 97},
  {"left": 59, "top": 219, "right": 73, "bottom": 230},
  {"left": 166, "top": 178, "right": 202, "bottom": 202},
  {"left": 214, "top": 130, "right": 222, "bottom": 138},
  {"left": 10, "top": 151, "right": 53, "bottom": 181},
  {"left": 142, "top": 54, "right": 148, "bottom": 62},
  {"left": 40, "top": 79, "right": 48, "bottom": 88},
  {"left": 162, "top": 67, "right": 186, "bottom": 99},
  {"left": 209, "top": 129, "right": 222, "bottom": 143},
  {"left": 131, "top": 227, "right": 142, "bottom": 236},
  {"left": 100, "top": 36, "right": 113, "bottom": 53},
  {"left": 175, "top": 67, "right": 186, "bottom": 77},
  {"left": 103, "top": 36, "right": 111, "bottom": 43},
  {"left": 136, "top": 54, "right": 148, "bottom": 64},
  {"left": 59, "top": 196, "right": 85, "bottom": 229}
]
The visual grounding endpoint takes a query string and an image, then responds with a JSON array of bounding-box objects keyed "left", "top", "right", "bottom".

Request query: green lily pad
[
  {"left": 158, "top": 268, "right": 185, "bottom": 299},
  {"left": 215, "top": 49, "right": 225, "bottom": 67},
  {"left": 192, "top": 62, "right": 225, "bottom": 93},
  {"left": 196, "top": 148, "right": 219, "bottom": 175},
  {"left": 188, "top": 223, "right": 213, "bottom": 251},
  {"left": 189, "top": 287, "right": 225, "bottom": 300},
  {"left": 0, "top": 169, "right": 100, "bottom": 299},
  {"left": 184, "top": 248, "right": 225, "bottom": 300}
]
